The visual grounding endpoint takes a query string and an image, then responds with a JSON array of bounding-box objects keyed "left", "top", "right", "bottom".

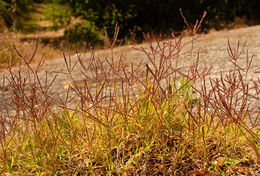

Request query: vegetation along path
[
  {"left": 0, "top": 25, "right": 259, "bottom": 120},
  {"left": 0, "top": 24, "right": 259, "bottom": 176}
]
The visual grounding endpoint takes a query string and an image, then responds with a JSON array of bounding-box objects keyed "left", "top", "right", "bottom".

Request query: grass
[
  {"left": 0, "top": 3, "right": 87, "bottom": 70},
  {"left": 0, "top": 32, "right": 65, "bottom": 70},
  {"left": 0, "top": 13, "right": 259, "bottom": 175}
]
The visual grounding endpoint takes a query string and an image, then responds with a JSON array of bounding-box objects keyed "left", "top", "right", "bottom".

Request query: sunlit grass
[{"left": 0, "top": 13, "right": 259, "bottom": 175}]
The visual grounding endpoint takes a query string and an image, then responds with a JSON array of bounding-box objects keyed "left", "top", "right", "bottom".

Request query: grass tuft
[{"left": 0, "top": 12, "right": 259, "bottom": 175}]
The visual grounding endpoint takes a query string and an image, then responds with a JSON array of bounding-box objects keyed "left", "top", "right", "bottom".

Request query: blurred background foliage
[
  {"left": 0, "top": 0, "right": 38, "bottom": 32},
  {"left": 0, "top": 0, "right": 259, "bottom": 46}
]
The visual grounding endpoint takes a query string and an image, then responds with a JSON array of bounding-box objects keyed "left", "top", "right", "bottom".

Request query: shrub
[
  {"left": 64, "top": 21, "right": 102, "bottom": 46},
  {"left": 43, "top": 3, "right": 71, "bottom": 31}
]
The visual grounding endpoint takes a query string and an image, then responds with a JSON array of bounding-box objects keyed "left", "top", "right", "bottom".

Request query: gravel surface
[{"left": 0, "top": 25, "right": 259, "bottom": 121}]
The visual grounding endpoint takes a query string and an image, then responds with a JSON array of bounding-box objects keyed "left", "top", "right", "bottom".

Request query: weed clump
[{"left": 0, "top": 13, "right": 259, "bottom": 175}]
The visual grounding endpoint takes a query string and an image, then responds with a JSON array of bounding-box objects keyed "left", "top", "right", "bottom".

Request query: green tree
[
  {"left": 59, "top": 0, "right": 260, "bottom": 45},
  {"left": 0, "top": 0, "right": 12, "bottom": 28},
  {"left": 65, "top": 0, "right": 138, "bottom": 44}
]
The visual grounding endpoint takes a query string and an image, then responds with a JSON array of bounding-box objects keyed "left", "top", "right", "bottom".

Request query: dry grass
[
  {"left": 0, "top": 12, "right": 259, "bottom": 175},
  {"left": 0, "top": 3, "right": 90, "bottom": 71},
  {"left": 0, "top": 33, "right": 63, "bottom": 70}
]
